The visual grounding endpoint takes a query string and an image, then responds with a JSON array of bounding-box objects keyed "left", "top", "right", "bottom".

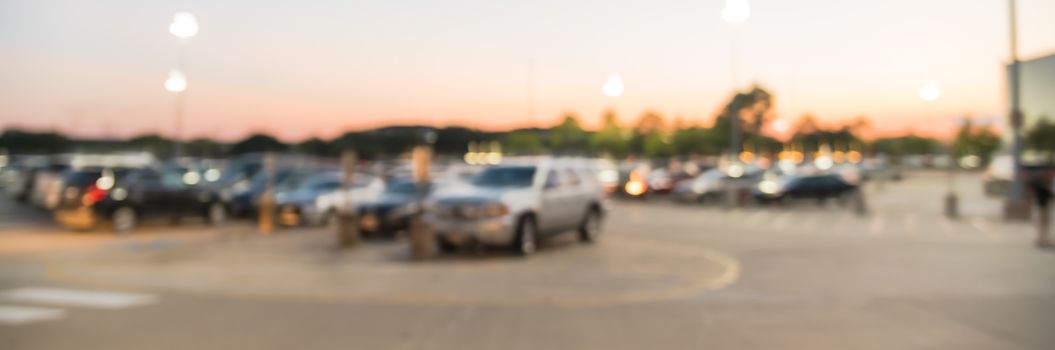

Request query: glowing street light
[
  {"left": 720, "top": 0, "right": 750, "bottom": 160},
  {"left": 167, "top": 12, "right": 197, "bottom": 157},
  {"left": 164, "top": 69, "right": 187, "bottom": 93},
  {"left": 919, "top": 80, "right": 941, "bottom": 102},
  {"left": 602, "top": 72, "right": 624, "bottom": 97},
  {"left": 169, "top": 12, "right": 199, "bottom": 39},
  {"left": 721, "top": 0, "right": 750, "bottom": 24}
]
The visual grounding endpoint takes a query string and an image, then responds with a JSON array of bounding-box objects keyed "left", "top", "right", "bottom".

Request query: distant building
[{"left": 1007, "top": 53, "right": 1055, "bottom": 142}]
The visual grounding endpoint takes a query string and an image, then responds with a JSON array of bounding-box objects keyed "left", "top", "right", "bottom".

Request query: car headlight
[
  {"left": 231, "top": 180, "right": 249, "bottom": 193},
  {"left": 758, "top": 180, "right": 780, "bottom": 195},
  {"left": 691, "top": 181, "right": 707, "bottom": 194},
  {"left": 481, "top": 202, "right": 508, "bottom": 217}
]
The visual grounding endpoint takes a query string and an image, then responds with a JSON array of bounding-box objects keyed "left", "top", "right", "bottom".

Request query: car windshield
[
  {"left": 301, "top": 176, "right": 341, "bottom": 191},
  {"left": 470, "top": 166, "right": 536, "bottom": 187},
  {"left": 384, "top": 181, "right": 420, "bottom": 195},
  {"left": 63, "top": 170, "right": 103, "bottom": 186}
]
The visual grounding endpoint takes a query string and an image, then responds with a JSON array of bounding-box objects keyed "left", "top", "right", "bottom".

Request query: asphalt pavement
[{"left": 1, "top": 171, "right": 1053, "bottom": 349}]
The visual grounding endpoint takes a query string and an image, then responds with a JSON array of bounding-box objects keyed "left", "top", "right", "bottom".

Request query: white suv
[{"left": 425, "top": 158, "right": 607, "bottom": 255}]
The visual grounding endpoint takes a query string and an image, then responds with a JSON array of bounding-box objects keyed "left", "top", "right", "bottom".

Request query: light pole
[
  {"left": 602, "top": 71, "right": 623, "bottom": 131},
  {"left": 1006, "top": 0, "right": 1027, "bottom": 219},
  {"left": 920, "top": 80, "right": 958, "bottom": 218},
  {"left": 167, "top": 12, "right": 198, "bottom": 158},
  {"left": 721, "top": 0, "right": 749, "bottom": 159}
]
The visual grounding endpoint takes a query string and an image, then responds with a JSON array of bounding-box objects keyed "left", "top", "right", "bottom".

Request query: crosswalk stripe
[
  {"left": 0, "top": 305, "right": 66, "bottom": 325},
  {"left": 968, "top": 217, "right": 1001, "bottom": 241},
  {"left": 1, "top": 287, "right": 157, "bottom": 309}
]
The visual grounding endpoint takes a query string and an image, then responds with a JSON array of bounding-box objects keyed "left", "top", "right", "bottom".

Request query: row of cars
[
  {"left": 607, "top": 160, "right": 889, "bottom": 205},
  {"left": 1, "top": 154, "right": 611, "bottom": 256}
]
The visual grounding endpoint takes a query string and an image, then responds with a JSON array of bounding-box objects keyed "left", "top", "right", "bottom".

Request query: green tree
[
  {"left": 501, "top": 131, "right": 544, "bottom": 155},
  {"left": 712, "top": 85, "right": 775, "bottom": 151},
  {"left": 589, "top": 110, "right": 629, "bottom": 157},
  {"left": 184, "top": 138, "right": 226, "bottom": 157},
  {"left": 871, "top": 135, "right": 942, "bottom": 156},
  {"left": 671, "top": 127, "right": 721, "bottom": 156},
  {"left": 642, "top": 133, "right": 674, "bottom": 158},
  {"left": 629, "top": 110, "right": 666, "bottom": 155},
  {"left": 1026, "top": 118, "right": 1055, "bottom": 164},
  {"left": 127, "top": 134, "right": 173, "bottom": 157},
  {"left": 0, "top": 129, "right": 72, "bottom": 154},
  {"left": 953, "top": 118, "right": 1001, "bottom": 166},
  {"left": 295, "top": 137, "right": 329, "bottom": 156},
  {"left": 230, "top": 133, "right": 287, "bottom": 155},
  {"left": 548, "top": 113, "right": 588, "bottom": 154}
]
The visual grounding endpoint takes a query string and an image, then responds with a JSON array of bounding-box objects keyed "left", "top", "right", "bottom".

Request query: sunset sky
[{"left": 2, "top": 0, "right": 1054, "bottom": 142}]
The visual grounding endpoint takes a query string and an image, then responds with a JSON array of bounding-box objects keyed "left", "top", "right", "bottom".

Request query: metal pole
[
  {"left": 1006, "top": 0, "right": 1028, "bottom": 220},
  {"left": 729, "top": 30, "right": 742, "bottom": 158},
  {"left": 173, "top": 39, "right": 188, "bottom": 158},
  {"left": 945, "top": 142, "right": 959, "bottom": 218}
]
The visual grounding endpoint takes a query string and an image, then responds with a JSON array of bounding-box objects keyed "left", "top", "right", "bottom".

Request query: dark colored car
[
  {"left": 53, "top": 168, "right": 227, "bottom": 232},
  {"left": 753, "top": 174, "right": 857, "bottom": 203},
  {"left": 357, "top": 180, "right": 430, "bottom": 235},
  {"left": 228, "top": 168, "right": 316, "bottom": 218}
]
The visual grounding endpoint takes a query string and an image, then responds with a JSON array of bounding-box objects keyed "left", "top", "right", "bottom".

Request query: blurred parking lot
[{"left": 2, "top": 169, "right": 1053, "bottom": 349}]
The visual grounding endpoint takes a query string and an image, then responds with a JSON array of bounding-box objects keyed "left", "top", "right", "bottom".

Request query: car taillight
[
  {"left": 81, "top": 185, "right": 108, "bottom": 206},
  {"left": 625, "top": 180, "right": 647, "bottom": 196}
]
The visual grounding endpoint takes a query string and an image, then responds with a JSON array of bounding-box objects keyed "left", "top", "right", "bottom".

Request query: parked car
[
  {"left": 425, "top": 159, "right": 607, "bottom": 255},
  {"left": 275, "top": 171, "right": 383, "bottom": 227},
  {"left": 228, "top": 168, "right": 320, "bottom": 218},
  {"left": 28, "top": 162, "right": 70, "bottom": 208},
  {"left": 672, "top": 168, "right": 726, "bottom": 203},
  {"left": 753, "top": 174, "right": 857, "bottom": 204},
  {"left": 614, "top": 164, "right": 651, "bottom": 199},
  {"left": 52, "top": 168, "right": 227, "bottom": 232},
  {"left": 356, "top": 179, "right": 431, "bottom": 235}
]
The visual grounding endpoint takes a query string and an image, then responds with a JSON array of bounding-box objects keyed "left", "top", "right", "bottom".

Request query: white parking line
[
  {"left": 1, "top": 287, "right": 157, "bottom": 309},
  {"left": 0, "top": 305, "right": 66, "bottom": 325},
  {"left": 968, "top": 217, "right": 1001, "bottom": 241}
]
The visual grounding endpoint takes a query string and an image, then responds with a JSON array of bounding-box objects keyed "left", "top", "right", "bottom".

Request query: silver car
[
  {"left": 276, "top": 171, "right": 383, "bottom": 227},
  {"left": 425, "top": 158, "right": 607, "bottom": 256}
]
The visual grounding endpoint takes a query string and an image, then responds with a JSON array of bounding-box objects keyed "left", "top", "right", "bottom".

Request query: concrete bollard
[
  {"left": 337, "top": 151, "right": 361, "bottom": 248},
  {"left": 852, "top": 188, "right": 869, "bottom": 216},
  {"left": 408, "top": 146, "right": 435, "bottom": 260},
  {"left": 944, "top": 192, "right": 959, "bottom": 219}
]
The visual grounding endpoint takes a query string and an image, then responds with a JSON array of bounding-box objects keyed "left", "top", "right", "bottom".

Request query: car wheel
[
  {"left": 206, "top": 202, "right": 227, "bottom": 226},
  {"left": 437, "top": 238, "right": 458, "bottom": 253},
  {"left": 578, "top": 208, "right": 602, "bottom": 243},
  {"left": 112, "top": 206, "right": 137, "bottom": 233},
  {"left": 324, "top": 210, "right": 339, "bottom": 229},
  {"left": 513, "top": 216, "right": 538, "bottom": 256}
]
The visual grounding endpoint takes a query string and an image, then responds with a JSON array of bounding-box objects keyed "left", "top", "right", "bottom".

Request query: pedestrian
[{"left": 1031, "top": 175, "right": 1053, "bottom": 248}]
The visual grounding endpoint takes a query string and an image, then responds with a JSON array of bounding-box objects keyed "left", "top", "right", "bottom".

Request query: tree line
[{"left": 2, "top": 86, "right": 1039, "bottom": 164}]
